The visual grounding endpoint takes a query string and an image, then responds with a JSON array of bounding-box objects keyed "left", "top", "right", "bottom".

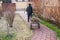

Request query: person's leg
[
  {"left": 31, "top": 14, "right": 32, "bottom": 18},
  {"left": 27, "top": 14, "right": 29, "bottom": 22},
  {"left": 28, "top": 15, "right": 30, "bottom": 22}
]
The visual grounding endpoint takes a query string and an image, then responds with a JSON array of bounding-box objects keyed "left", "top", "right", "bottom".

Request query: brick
[{"left": 20, "top": 12, "right": 56, "bottom": 40}]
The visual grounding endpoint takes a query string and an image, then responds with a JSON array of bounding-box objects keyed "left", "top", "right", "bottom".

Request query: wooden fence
[{"left": 30, "top": 0, "right": 60, "bottom": 23}]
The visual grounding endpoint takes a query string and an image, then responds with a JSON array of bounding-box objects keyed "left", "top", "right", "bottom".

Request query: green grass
[
  {"left": 32, "top": 15, "right": 60, "bottom": 38},
  {"left": 33, "top": 14, "right": 60, "bottom": 40},
  {"left": 0, "top": 33, "right": 16, "bottom": 40},
  {"left": 39, "top": 19, "right": 60, "bottom": 39}
]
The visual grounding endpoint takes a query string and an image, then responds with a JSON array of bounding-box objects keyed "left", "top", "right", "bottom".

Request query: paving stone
[{"left": 17, "top": 11, "right": 57, "bottom": 40}]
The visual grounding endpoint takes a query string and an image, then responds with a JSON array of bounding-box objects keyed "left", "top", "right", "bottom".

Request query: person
[{"left": 26, "top": 4, "right": 33, "bottom": 22}]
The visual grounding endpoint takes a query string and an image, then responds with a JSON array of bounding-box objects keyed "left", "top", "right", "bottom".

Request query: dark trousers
[{"left": 28, "top": 14, "right": 32, "bottom": 22}]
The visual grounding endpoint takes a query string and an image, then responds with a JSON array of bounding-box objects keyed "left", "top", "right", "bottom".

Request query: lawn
[
  {"left": 40, "top": 19, "right": 60, "bottom": 40},
  {"left": 0, "top": 15, "right": 33, "bottom": 40},
  {"left": 0, "top": 32, "right": 16, "bottom": 40}
]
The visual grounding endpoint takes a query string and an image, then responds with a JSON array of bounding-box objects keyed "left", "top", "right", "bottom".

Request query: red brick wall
[{"left": 2, "top": 3, "right": 16, "bottom": 12}]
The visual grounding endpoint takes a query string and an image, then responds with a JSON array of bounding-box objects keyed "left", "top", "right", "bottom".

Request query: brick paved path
[{"left": 17, "top": 10, "right": 57, "bottom": 40}]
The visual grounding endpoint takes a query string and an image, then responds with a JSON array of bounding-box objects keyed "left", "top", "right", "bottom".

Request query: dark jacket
[{"left": 26, "top": 6, "right": 33, "bottom": 14}]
